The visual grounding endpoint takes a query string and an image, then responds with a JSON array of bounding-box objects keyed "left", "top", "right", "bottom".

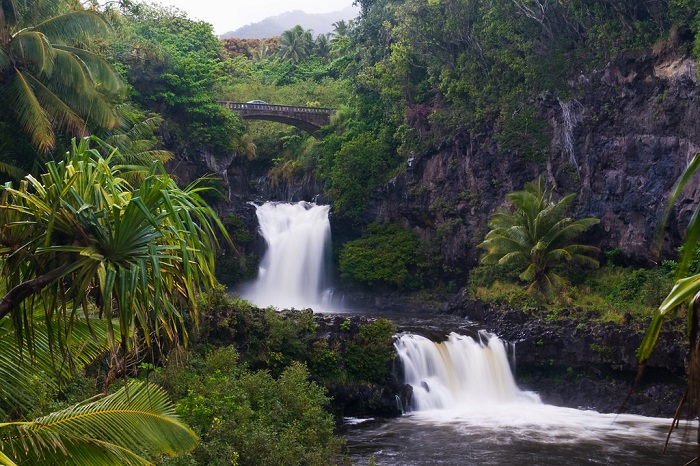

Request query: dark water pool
[{"left": 343, "top": 409, "right": 695, "bottom": 465}]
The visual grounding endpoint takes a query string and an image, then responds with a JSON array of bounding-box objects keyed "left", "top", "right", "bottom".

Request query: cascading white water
[
  {"left": 559, "top": 98, "right": 583, "bottom": 171},
  {"left": 241, "top": 201, "right": 333, "bottom": 310},
  {"left": 350, "top": 334, "right": 695, "bottom": 464},
  {"left": 396, "top": 332, "right": 540, "bottom": 411}
]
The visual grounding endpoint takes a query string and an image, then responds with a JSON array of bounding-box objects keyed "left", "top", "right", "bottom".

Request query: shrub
[
  {"left": 339, "top": 222, "right": 423, "bottom": 289},
  {"left": 165, "top": 348, "right": 342, "bottom": 466},
  {"left": 344, "top": 319, "right": 396, "bottom": 383}
]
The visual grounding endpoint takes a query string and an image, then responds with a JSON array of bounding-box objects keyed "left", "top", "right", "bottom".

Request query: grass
[{"left": 468, "top": 263, "right": 677, "bottom": 325}]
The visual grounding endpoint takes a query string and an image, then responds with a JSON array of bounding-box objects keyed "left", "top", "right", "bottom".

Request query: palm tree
[
  {"left": 0, "top": 314, "right": 115, "bottom": 418},
  {"left": 314, "top": 33, "right": 331, "bottom": 60},
  {"left": 0, "top": 380, "right": 197, "bottom": 465},
  {"left": 0, "top": 0, "right": 123, "bottom": 154},
  {"left": 329, "top": 20, "right": 354, "bottom": 58},
  {"left": 92, "top": 104, "right": 173, "bottom": 179},
  {"left": 478, "top": 177, "right": 600, "bottom": 294},
  {"left": 278, "top": 25, "right": 313, "bottom": 63},
  {"left": 331, "top": 20, "right": 353, "bottom": 38},
  {"left": 638, "top": 152, "right": 700, "bottom": 458},
  {"left": 0, "top": 138, "right": 228, "bottom": 353}
]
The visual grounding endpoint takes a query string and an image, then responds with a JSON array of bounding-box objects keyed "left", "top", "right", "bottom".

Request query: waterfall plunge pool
[{"left": 343, "top": 332, "right": 695, "bottom": 465}]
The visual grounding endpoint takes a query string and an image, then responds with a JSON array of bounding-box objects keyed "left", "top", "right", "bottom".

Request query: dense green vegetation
[
  {"left": 2, "top": 0, "right": 700, "bottom": 462},
  {"left": 158, "top": 350, "right": 341, "bottom": 466},
  {"left": 339, "top": 222, "right": 424, "bottom": 289}
]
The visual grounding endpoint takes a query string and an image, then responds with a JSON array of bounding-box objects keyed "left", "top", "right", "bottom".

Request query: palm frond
[
  {"left": 53, "top": 46, "right": 123, "bottom": 95},
  {"left": 24, "top": 72, "right": 88, "bottom": 137},
  {"left": 4, "top": 71, "right": 54, "bottom": 152},
  {"left": 519, "top": 263, "right": 538, "bottom": 282},
  {"left": 0, "top": 449, "right": 18, "bottom": 466},
  {"left": 32, "top": 11, "right": 110, "bottom": 45},
  {"left": 0, "top": 160, "right": 26, "bottom": 181},
  {"left": 47, "top": 49, "right": 118, "bottom": 129},
  {"left": 0, "top": 381, "right": 198, "bottom": 465},
  {"left": 0, "top": 315, "right": 117, "bottom": 419},
  {"left": 7, "top": 31, "right": 54, "bottom": 76},
  {"left": 0, "top": 49, "right": 10, "bottom": 73}
]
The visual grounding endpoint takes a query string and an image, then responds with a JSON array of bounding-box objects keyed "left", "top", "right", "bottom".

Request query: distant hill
[{"left": 220, "top": 5, "right": 359, "bottom": 39}]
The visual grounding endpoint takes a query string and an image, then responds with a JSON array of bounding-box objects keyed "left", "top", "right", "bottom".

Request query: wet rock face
[{"left": 370, "top": 52, "right": 700, "bottom": 268}]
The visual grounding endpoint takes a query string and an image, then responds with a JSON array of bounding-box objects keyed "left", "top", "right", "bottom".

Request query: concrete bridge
[{"left": 220, "top": 102, "right": 336, "bottom": 139}]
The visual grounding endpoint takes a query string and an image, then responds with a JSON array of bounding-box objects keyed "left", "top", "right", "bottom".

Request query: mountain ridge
[{"left": 220, "top": 5, "right": 359, "bottom": 39}]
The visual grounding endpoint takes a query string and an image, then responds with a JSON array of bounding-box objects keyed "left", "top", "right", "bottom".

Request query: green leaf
[
  {"left": 0, "top": 381, "right": 197, "bottom": 465},
  {"left": 659, "top": 273, "right": 700, "bottom": 316},
  {"left": 637, "top": 312, "right": 663, "bottom": 364}
]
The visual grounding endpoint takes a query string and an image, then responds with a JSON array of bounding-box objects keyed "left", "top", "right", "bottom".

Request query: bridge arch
[{"left": 220, "top": 102, "right": 335, "bottom": 139}]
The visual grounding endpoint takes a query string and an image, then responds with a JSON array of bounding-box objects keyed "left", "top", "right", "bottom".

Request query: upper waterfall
[{"left": 240, "top": 201, "right": 333, "bottom": 310}]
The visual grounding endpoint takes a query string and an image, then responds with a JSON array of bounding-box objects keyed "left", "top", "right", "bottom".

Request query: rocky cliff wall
[{"left": 370, "top": 52, "right": 700, "bottom": 269}]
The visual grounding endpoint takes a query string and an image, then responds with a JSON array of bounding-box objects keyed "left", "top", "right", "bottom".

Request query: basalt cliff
[{"left": 369, "top": 51, "right": 700, "bottom": 271}]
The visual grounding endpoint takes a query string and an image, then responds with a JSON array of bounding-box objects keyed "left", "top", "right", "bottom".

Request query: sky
[{"left": 159, "top": 0, "right": 355, "bottom": 35}]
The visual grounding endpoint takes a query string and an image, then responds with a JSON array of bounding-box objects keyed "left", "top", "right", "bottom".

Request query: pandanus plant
[
  {"left": 637, "top": 152, "right": 700, "bottom": 460},
  {"left": 0, "top": 139, "right": 231, "bottom": 463},
  {"left": 0, "top": 138, "right": 227, "bottom": 352}
]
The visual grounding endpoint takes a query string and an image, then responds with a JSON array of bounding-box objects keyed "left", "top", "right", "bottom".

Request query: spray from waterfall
[{"left": 240, "top": 201, "right": 334, "bottom": 310}]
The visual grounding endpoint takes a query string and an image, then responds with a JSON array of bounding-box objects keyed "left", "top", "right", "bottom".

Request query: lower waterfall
[{"left": 395, "top": 332, "right": 540, "bottom": 411}]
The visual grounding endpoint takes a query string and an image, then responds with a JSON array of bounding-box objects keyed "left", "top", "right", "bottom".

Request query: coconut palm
[
  {"left": 314, "top": 33, "right": 332, "bottom": 60},
  {"left": 92, "top": 104, "right": 173, "bottom": 181},
  {"left": 0, "top": 138, "right": 228, "bottom": 353},
  {"left": 478, "top": 177, "right": 600, "bottom": 294},
  {"left": 0, "top": 0, "right": 123, "bottom": 154},
  {"left": 278, "top": 25, "right": 313, "bottom": 63},
  {"left": 637, "top": 152, "right": 700, "bottom": 458},
  {"left": 0, "top": 380, "right": 197, "bottom": 465},
  {"left": 0, "top": 314, "right": 116, "bottom": 419}
]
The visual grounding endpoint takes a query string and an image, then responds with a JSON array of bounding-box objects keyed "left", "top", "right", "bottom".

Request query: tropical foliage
[
  {"left": 0, "top": 315, "right": 114, "bottom": 419},
  {"left": 339, "top": 222, "right": 423, "bottom": 289},
  {"left": 278, "top": 25, "right": 314, "bottom": 63},
  {"left": 0, "top": 139, "right": 226, "bottom": 463},
  {"left": 0, "top": 381, "right": 197, "bottom": 465},
  {"left": 637, "top": 152, "right": 700, "bottom": 455},
  {"left": 159, "top": 348, "right": 341, "bottom": 466},
  {"left": 478, "top": 178, "right": 600, "bottom": 294},
  {"left": 0, "top": 139, "right": 227, "bottom": 353},
  {"left": 106, "top": 2, "right": 244, "bottom": 157},
  {"left": 0, "top": 0, "right": 123, "bottom": 157}
]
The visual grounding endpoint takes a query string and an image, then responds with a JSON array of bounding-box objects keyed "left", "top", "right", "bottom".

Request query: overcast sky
[{"left": 158, "top": 0, "right": 355, "bottom": 35}]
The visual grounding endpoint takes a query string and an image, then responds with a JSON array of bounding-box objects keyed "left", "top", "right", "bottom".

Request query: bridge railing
[{"left": 219, "top": 101, "right": 335, "bottom": 115}]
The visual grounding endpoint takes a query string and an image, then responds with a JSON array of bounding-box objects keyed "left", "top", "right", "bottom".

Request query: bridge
[{"left": 220, "top": 102, "right": 336, "bottom": 139}]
